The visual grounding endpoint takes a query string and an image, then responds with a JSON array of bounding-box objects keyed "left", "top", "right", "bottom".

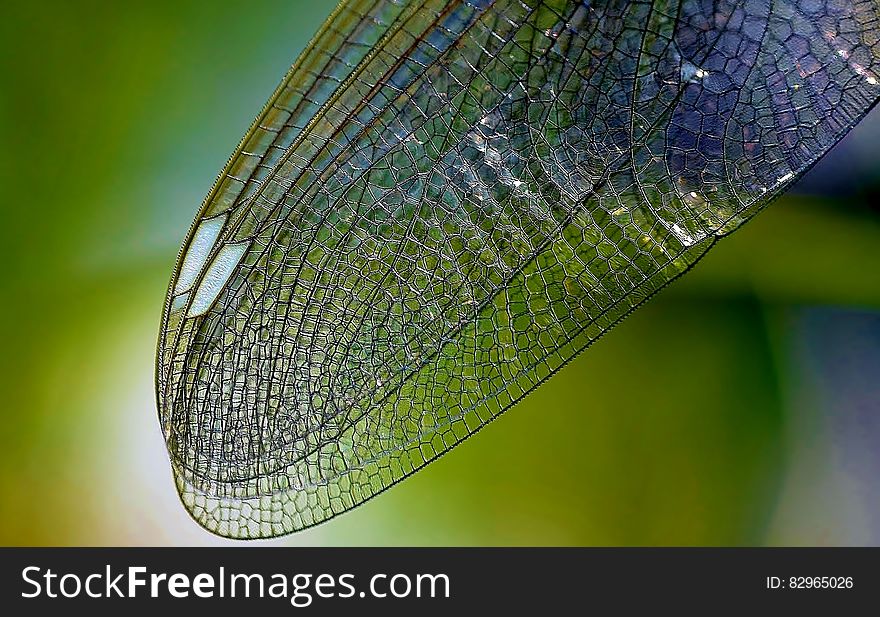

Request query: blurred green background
[{"left": 2, "top": 1, "right": 879, "bottom": 546}]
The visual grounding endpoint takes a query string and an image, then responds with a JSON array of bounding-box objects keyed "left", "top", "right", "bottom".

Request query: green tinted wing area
[{"left": 157, "top": 0, "right": 880, "bottom": 538}]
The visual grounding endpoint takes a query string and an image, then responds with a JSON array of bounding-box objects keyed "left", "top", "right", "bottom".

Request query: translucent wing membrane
[{"left": 157, "top": 0, "right": 880, "bottom": 538}]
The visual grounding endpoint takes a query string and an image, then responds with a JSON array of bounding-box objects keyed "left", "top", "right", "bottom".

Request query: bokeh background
[{"left": 2, "top": 0, "right": 879, "bottom": 546}]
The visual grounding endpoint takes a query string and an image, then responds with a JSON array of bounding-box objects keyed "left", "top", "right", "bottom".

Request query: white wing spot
[
  {"left": 187, "top": 241, "right": 250, "bottom": 318},
  {"left": 174, "top": 215, "right": 227, "bottom": 294},
  {"left": 170, "top": 292, "right": 190, "bottom": 313}
]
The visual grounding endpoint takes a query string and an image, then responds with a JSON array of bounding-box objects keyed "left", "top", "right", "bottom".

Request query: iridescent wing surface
[{"left": 157, "top": 0, "right": 880, "bottom": 538}]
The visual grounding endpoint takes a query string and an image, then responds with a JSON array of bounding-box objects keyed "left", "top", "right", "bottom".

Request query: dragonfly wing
[{"left": 157, "top": 0, "right": 880, "bottom": 538}]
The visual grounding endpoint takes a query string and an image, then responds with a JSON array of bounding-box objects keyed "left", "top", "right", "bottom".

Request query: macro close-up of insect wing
[{"left": 156, "top": 0, "right": 880, "bottom": 539}]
